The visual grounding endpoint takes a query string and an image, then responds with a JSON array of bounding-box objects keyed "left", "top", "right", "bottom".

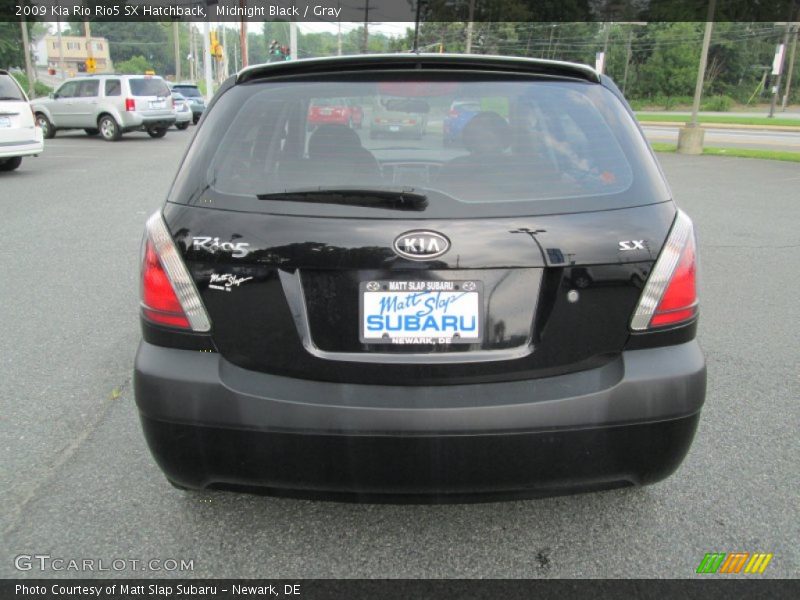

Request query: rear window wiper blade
[{"left": 256, "top": 187, "right": 428, "bottom": 211}]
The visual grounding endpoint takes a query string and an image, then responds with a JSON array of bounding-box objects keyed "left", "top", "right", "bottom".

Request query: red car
[{"left": 307, "top": 97, "right": 363, "bottom": 129}]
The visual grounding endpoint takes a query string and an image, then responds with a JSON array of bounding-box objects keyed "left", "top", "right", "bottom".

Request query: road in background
[
  {"left": 1, "top": 131, "right": 798, "bottom": 578},
  {"left": 641, "top": 124, "right": 800, "bottom": 152}
]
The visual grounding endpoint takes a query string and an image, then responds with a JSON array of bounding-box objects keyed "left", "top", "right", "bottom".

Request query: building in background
[
  {"left": 44, "top": 35, "right": 113, "bottom": 75},
  {"left": 33, "top": 37, "right": 48, "bottom": 68}
]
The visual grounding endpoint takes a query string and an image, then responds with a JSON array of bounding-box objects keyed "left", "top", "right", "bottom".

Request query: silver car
[
  {"left": 171, "top": 92, "right": 192, "bottom": 130},
  {"left": 32, "top": 74, "right": 176, "bottom": 141}
]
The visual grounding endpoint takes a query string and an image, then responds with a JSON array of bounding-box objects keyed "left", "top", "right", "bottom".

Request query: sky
[
  {"left": 299, "top": 22, "right": 414, "bottom": 37},
  {"left": 44, "top": 21, "right": 415, "bottom": 38}
]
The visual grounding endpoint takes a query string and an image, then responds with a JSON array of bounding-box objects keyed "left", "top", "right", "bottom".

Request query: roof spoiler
[{"left": 237, "top": 54, "right": 601, "bottom": 85}]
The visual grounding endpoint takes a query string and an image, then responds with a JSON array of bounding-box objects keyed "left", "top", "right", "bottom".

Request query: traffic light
[
  {"left": 210, "top": 32, "right": 223, "bottom": 60},
  {"left": 85, "top": 58, "right": 96, "bottom": 73}
]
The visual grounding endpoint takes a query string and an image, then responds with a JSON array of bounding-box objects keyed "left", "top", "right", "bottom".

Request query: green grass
[
  {"left": 10, "top": 72, "right": 52, "bottom": 99},
  {"left": 650, "top": 142, "right": 678, "bottom": 153},
  {"left": 650, "top": 143, "right": 800, "bottom": 163},
  {"left": 636, "top": 113, "right": 800, "bottom": 128}
]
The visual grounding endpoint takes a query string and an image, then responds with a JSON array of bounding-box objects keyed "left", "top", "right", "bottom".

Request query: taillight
[
  {"left": 125, "top": 98, "right": 135, "bottom": 111},
  {"left": 447, "top": 109, "right": 459, "bottom": 118},
  {"left": 631, "top": 210, "right": 698, "bottom": 330},
  {"left": 140, "top": 212, "right": 211, "bottom": 331},
  {"left": 142, "top": 241, "right": 189, "bottom": 328}
]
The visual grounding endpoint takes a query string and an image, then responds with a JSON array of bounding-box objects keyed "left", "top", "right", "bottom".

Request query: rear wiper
[{"left": 256, "top": 187, "right": 428, "bottom": 211}]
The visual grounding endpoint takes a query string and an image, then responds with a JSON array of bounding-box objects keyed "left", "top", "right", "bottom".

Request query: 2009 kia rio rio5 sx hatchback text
[{"left": 134, "top": 55, "right": 706, "bottom": 500}]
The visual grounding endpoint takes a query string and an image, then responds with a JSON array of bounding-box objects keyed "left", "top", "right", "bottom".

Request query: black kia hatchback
[{"left": 135, "top": 55, "right": 706, "bottom": 499}]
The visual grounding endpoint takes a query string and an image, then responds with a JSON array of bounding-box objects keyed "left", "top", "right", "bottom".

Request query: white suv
[
  {"left": 32, "top": 74, "right": 176, "bottom": 141},
  {"left": 0, "top": 70, "right": 44, "bottom": 172}
]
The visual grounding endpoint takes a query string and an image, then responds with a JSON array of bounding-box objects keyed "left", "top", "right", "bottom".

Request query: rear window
[
  {"left": 129, "top": 78, "right": 170, "bottom": 97},
  {"left": 311, "top": 97, "right": 346, "bottom": 107},
  {"left": 105, "top": 79, "right": 121, "bottom": 96},
  {"left": 171, "top": 75, "right": 669, "bottom": 218},
  {"left": 173, "top": 85, "right": 201, "bottom": 98},
  {"left": 78, "top": 80, "right": 99, "bottom": 98},
  {"left": 0, "top": 74, "right": 25, "bottom": 101}
]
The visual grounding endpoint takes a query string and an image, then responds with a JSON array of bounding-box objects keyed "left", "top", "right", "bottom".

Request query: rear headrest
[
  {"left": 461, "top": 112, "right": 511, "bottom": 155},
  {"left": 308, "top": 124, "right": 363, "bottom": 159}
]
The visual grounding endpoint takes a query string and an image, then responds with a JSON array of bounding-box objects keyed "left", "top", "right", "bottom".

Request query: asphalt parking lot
[{"left": 1, "top": 130, "right": 798, "bottom": 579}]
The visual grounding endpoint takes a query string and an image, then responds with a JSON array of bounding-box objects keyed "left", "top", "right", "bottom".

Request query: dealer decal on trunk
[{"left": 208, "top": 273, "right": 253, "bottom": 292}]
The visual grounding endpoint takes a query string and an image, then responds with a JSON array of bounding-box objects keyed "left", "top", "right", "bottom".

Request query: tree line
[{"left": 2, "top": 20, "right": 797, "bottom": 106}]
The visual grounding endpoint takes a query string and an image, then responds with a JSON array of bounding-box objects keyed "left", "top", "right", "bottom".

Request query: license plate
[
  {"left": 389, "top": 125, "right": 400, "bottom": 132},
  {"left": 360, "top": 280, "right": 482, "bottom": 345},
  {"left": 149, "top": 100, "right": 165, "bottom": 109},
  {"left": 0, "top": 117, "right": 10, "bottom": 128}
]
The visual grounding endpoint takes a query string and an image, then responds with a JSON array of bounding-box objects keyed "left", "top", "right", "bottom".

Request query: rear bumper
[
  {"left": 0, "top": 133, "right": 44, "bottom": 159},
  {"left": 121, "top": 113, "right": 176, "bottom": 130},
  {"left": 135, "top": 340, "right": 706, "bottom": 497}
]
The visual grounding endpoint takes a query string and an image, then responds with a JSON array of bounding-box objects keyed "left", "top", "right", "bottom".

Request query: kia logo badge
[{"left": 393, "top": 230, "right": 450, "bottom": 261}]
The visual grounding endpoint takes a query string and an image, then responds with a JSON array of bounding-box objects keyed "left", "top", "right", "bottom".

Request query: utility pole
[
  {"left": 363, "top": 0, "right": 370, "bottom": 54},
  {"left": 202, "top": 21, "right": 213, "bottom": 102},
  {"left": 173, "top": 21, "right": 181, "bottom": 81},
  {"left": 465, "top": 0, "right": 475, "bottom": 53},
  {"left": 56, "top": 13, "right": 65, "bottom": 79},
  {"left": 782, "top": 24, "right": 798, "bottom": 110},
  {"left": 770, "top": 20, "right": 792, "bottom": 117},
  {"left": 621, "top": 23, "right": 646, "bottom": 96},
  {"left": 595, "top": 22, "right": 611, "bottom": 73},
  {"left": 233, "top": 30, "right": 239, "bottom": 72},
  {"left": 218, "top": 25, "right": 228, "bottom": 81},
  {"left": 621, "top": 27, "right": 633, "bottom": 94},
  {"left": 690, "top": 17, "right": 715, "bottom": 123},
  {"left": 677, "top": 0, "right": 716, "bottom": 154},
  {"left": 189, "top": 25, "right": 195, "bottom": 81},
  {"left": 290, "top": 22, "right": 298, "bottom": 60},
  {"left": 84, "top": 20, "right": 93, "bottom": 73},
  {"left": 19, "top": 20, "right": 36, "bottom": 97},
  {"left": 413, "top": 0, "right": 421, "bottom": 51},
  {"left": 335, "top": 1, "right": 342, "bottom": 55},
  {"left": 240, "top": 5, "right": 248, "bottom": 69}
]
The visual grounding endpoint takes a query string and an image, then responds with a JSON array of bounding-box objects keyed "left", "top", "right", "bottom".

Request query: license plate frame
[{"left": 359, "top": 279, "right": 483, "bottom": 345}]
